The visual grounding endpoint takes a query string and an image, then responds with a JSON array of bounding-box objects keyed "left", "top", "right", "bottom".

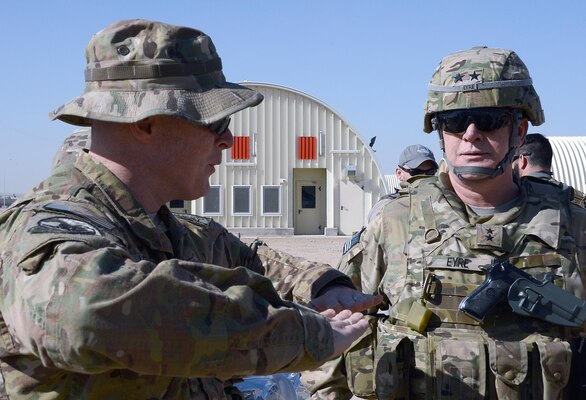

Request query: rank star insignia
[
  {"left": 485, "top": 233, "right": 494, "bottom": 241},
  {"left": 469, "top": 71, "right": 480, "bottom": 81},
  {"left": 454, "top": 73, "right": 464, "bottom": 83}
]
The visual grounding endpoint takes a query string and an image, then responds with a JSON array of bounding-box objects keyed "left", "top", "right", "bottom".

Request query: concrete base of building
[
  {"left": 324, "top": 227, "right": 339, "bottom": 236},
  {"left": 228, "top": 227, "right": 340, "bottom": 236},
  {"left": 229, "top": 228, "right": 295, "bottom": 237}
]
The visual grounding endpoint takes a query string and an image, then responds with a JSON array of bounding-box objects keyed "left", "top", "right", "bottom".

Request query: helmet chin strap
[{"left": 438, "top": 111, "right": 522, "bottom": 182}]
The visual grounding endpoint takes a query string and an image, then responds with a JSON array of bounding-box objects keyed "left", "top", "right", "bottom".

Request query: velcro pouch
[
  {"left": 537, "top": 341, "right": 572, "bottom": 400},
  {"left": 374, "top": 322, "right": 414, "bottom": 399},
  {"left": 488, "top": 340, "right": 528, "bottom": 400},
  {"left": 433, "top": 333, "right": 486, "bottom": 400},
  {"left": 344, "top": 316, "right": 377, "bottom": 398}
]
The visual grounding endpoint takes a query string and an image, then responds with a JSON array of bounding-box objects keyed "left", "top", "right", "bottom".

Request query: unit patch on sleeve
[
  {"left": 29, "top": 217, "right": 102, "bottom": 236},
  {"left": 343, "top": 227, "right": 366, "bottom": 255}
]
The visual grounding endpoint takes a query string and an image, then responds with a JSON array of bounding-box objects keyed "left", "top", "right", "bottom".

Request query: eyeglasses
[
  {"left": 432, "top": 108, "right": 513, "bottom": 134},
  {"left": 205, "top": 117, "right": 231, "bottom": 135},
  {"left": 399, "top": 165, "right": 437, "bottom": 176}
]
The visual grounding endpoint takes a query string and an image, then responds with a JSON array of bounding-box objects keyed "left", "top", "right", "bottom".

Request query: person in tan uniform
[
  {"left": 305, "top": 46, "right": 586, "bottom": 399},
  {"left": 0, "top": 19, "right": 381, "bottom": 399}
]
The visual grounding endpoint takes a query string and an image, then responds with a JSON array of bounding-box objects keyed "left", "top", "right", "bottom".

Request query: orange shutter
[
  {"left": 231, "top": 136, "right": 250, "bottom": 160},
  {"left": 297, "top": 136, "right": 317, "bottom": 160}
]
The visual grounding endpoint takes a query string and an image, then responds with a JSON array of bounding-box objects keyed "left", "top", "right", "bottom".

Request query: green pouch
[
  {"left": 344, "top": 316, "right": 377, "bottom": 398},
  {"left": 488, "top": 340, "right": 528, "bottom": 400},
  {"left": 373, "top": 322, "right": 414, "bottom": 399},
  {"left": 433, "top": 333, "right": 486, "bottom": 400},
  {"left": 537, "top": 340, "right": 571, "bottom": 400}
]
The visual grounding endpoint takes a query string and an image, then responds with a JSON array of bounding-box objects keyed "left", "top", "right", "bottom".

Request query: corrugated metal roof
[
  {"left": 548, "top": 136, "right": 586, "bottom": 192},
  {"left": 385, "top": 175, "right": 400, "bottom": 191}
]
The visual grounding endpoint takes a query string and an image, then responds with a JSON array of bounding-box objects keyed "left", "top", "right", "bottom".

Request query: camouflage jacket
[
  {"left": 523, "top": 172, "right": 586, "bottom": 208},
  {"left": 338, "top": 172, "right": 586, "bottom": 399},
  {"left": 0, "top": 152, "right": 344, "bottom": 400}
]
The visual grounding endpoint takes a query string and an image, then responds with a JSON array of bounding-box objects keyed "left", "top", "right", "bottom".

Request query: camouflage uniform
[
  {"left": 522, "top": 173, "right": 586, "bottom": 208},
  {"left": 0, "top": 150, "right": 353, "bottom": 399},
  {"left": 306, "top": 47, "right": 586, "bottom": 399},
  {"left": 0, "top": 19, "right": 356, "bottom": 399},
  {"left": 334, "top": 173, "right": 586, "bottom": 399}
]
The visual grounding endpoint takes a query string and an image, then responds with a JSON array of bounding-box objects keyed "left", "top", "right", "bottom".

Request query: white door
[
  {"left": 339, "top": 179, "right": 365, "bottom": 235},
  {"left": 294, "top": 169, "right": 326, "bottom": 235}
]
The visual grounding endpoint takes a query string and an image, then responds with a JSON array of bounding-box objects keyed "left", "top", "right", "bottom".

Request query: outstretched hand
[
  {"left": 309, "top": 286, "right": 383, "bottom": 313},
  {"left": 322, "top": 309, "right": 370, "bottom": 358}
]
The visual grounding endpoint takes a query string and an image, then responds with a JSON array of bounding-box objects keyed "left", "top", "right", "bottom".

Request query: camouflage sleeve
[
  {"left": 254, "top": 243, "right": 354, "bottom": 305},
  {"left": 567, "top": 204, "right": 586, "bottom": 300},
  {"left": 338, "top": 198, "right": 410, "bottom": 309},
  {"left": 0, "top": 212, "right": 335, "bottom": 379},
  {"left": 185, "top": 221, "right": 355, "bottom": 305}
]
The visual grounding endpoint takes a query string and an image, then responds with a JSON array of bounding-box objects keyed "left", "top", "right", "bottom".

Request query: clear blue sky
[{"left": 1, "top": 0, "right": 584, "bottom": 194}]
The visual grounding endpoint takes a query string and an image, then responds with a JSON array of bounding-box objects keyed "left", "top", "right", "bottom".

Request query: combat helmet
[{"left": 423, "top": 46, "right": 544, "bottom": 180}]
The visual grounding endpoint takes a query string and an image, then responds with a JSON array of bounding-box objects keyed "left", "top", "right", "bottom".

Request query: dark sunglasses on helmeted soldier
[{"left": 431, "top": 107, "right": 522, "bottom": 134}]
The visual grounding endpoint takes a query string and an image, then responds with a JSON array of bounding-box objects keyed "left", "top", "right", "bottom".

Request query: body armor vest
[{"left": 372, "top": 176, "right": 582, "bottom": 400}]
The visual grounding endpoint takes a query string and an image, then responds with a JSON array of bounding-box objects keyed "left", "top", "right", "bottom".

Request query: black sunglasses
[
  {"left": 432, "top": 108, "right": 513, "bottom": 134},
  {"left": 399, "top": 165, "right": 437, "bottom": 176},
  {"left": 206, "top": 117, "right": 231, "bottom": 135}
]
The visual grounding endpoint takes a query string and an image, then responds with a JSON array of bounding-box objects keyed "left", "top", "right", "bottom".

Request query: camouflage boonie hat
[
  {"left": 51, "top": 127, "right": 91, "bottom": 169},
  {"left": 50, "top": 19, "right": 263, "bottom": 126},
  {"left": 423, "top": 46, "right": 544, "bottom": 132}
]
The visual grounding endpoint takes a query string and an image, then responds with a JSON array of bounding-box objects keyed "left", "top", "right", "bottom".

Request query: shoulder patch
[
  {"left": 173, "top": 212, "right": 213, "bottom": 228},
  {"left": 343, "top": 227, "right": 365, "bottom": 255},
  {"left": 29, "top": 217, "right": 102, "bottom": 235}
]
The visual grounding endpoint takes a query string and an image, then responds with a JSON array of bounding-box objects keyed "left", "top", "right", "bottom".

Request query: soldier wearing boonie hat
[
  {"left": 307, "top": 47, "right": 586, "bottom": 399},
  {"left": 49, "top": 19, "right": 262, "bottom": 127},
  {"left": 0, "top": 19, "right": 380, "bottom": 399}
]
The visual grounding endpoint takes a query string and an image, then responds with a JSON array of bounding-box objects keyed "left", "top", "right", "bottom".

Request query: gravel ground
[{"left": 240, "top": 235, "right": 350, "bottom": 267}]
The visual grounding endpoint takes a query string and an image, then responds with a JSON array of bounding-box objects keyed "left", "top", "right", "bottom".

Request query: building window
[
  {"left": 262, "top": 185, "right": 281, "bottom": 215},
  {"left": 202, "top": 186, "right": 222, "bottom": 215},
  {"left": 297, "top": 136, "right": 317, "bottom": 160},
  {"left": 301, "top": 185, "right": 316, "bottom": 208},
  {"left": 169, "top": 199, "right": 185, "bottom": 209},
  {"left": 231, "top": 136, "right": 251, "bottom": 160},
  {"left": 233, "top": 186, "right": 252, "bottom": 215}
]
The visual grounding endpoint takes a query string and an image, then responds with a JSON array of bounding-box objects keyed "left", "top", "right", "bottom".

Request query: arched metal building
[
  {"left": 186, "top": 82, "right": 389, "bottom": 236},
  {"left": 549, "top": 136, "right": 586, "bottom": 192}
]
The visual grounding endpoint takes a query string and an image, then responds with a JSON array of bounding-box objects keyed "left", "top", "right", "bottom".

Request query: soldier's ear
[
  {"left": 519, "top": 154, "right": 530, "bottom": 169},
  {"left": 516, "top": 118, "right": 529, "bottom": 145},
  {"left": 129, "top": 118, "right": 155, "bottom": 144}
]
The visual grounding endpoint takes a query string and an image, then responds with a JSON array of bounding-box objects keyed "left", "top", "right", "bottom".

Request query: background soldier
[
  {"left": 513, "top": 133, "right": 585, "bottom": 207},
  {"left": 307, "top": 46, "right": 586, "bottom": 399},
  {"left": 366, "top": 144, "right": 438, "bottom": 223},
  {"left": 0, "top": 19, "right": 381, "bottom": 399},
  {"left": 512, "top": 133, "right": 555, "bottom": 181}
]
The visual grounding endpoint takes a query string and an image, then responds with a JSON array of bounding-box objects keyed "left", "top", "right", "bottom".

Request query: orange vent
[
  {"left": 231, "top": 136, "right": 250, "bottom": 160},
  {"left": 297, "top": 136, "right": 317, "bottom": 160}
]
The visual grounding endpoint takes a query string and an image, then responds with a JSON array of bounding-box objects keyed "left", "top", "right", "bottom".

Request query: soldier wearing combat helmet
[
  {"left": 305, "top": 47, "right": 586, "bottom": 399},
  {"left": 0, "top": 19, "right": 381, "bottom": 399}
]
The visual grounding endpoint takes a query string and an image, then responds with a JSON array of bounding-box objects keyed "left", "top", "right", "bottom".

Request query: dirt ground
[{"left": 240, "top": 234, "right": 350, "bottom": 267}]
